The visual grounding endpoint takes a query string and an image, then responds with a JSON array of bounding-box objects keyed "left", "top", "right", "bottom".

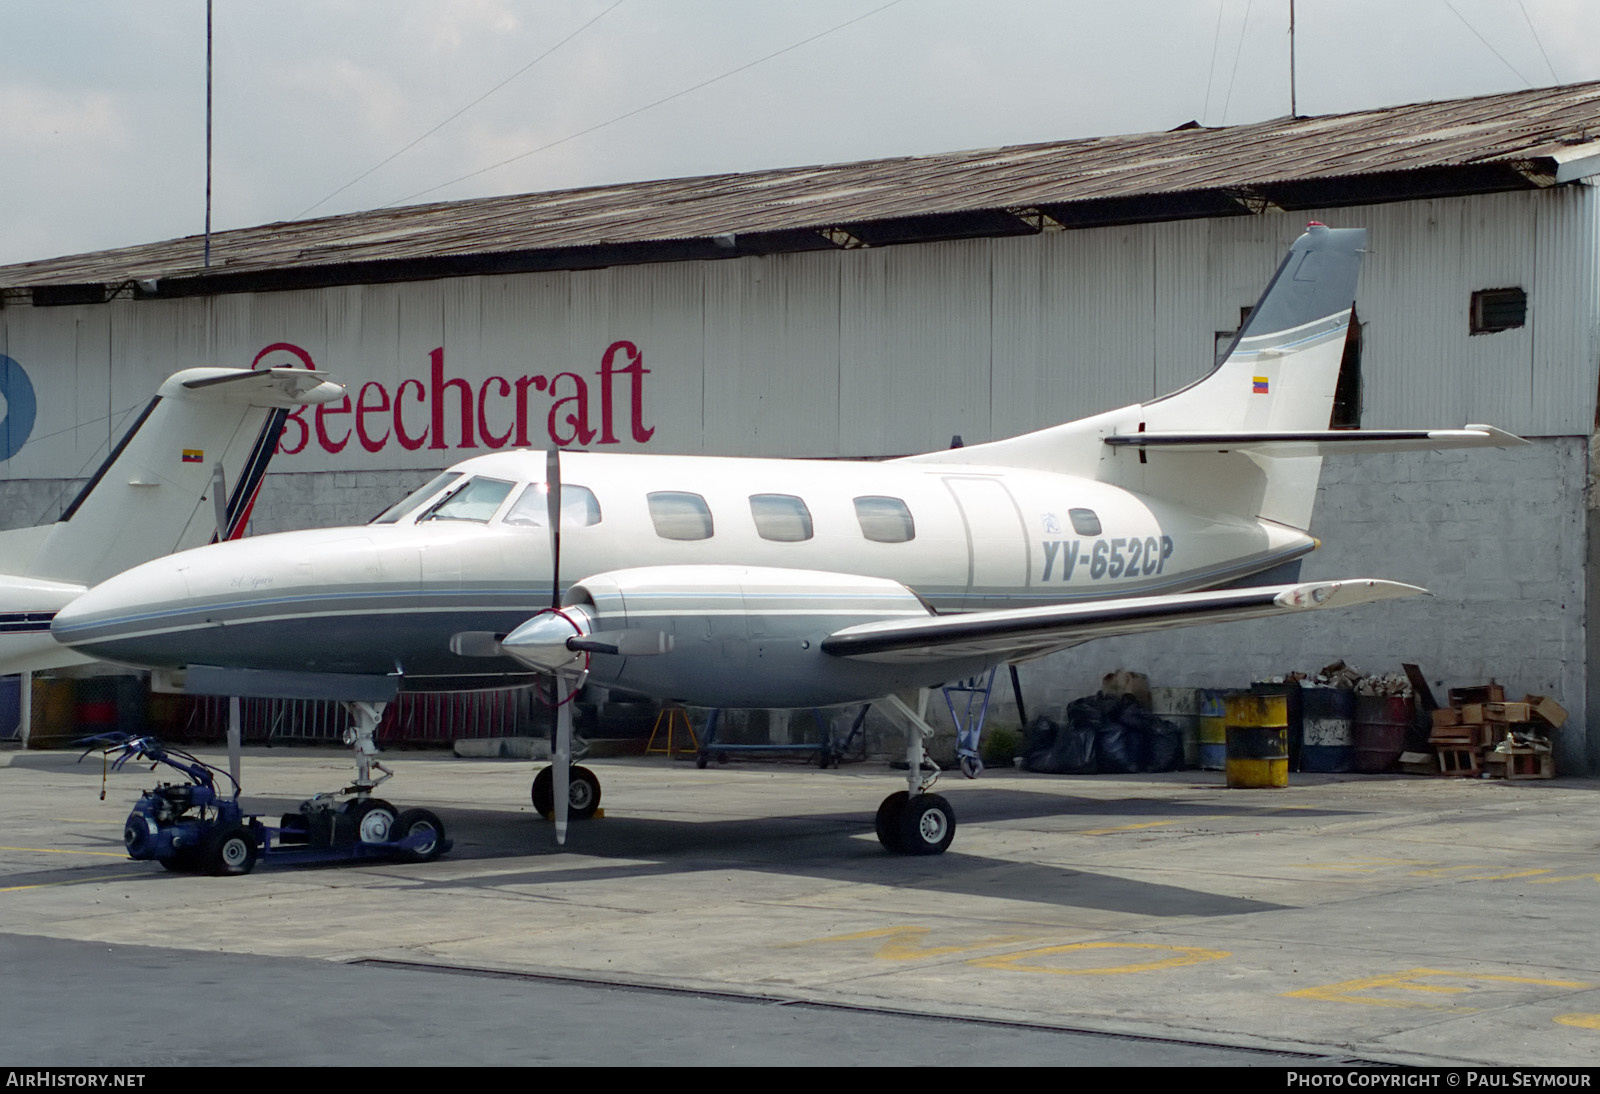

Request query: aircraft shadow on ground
[
  {"left": 354, "top": 785, "right": 1311, "bottom": 917},
  {"left": 0, "top": 783, "right": 1350, "bottom": 916}
]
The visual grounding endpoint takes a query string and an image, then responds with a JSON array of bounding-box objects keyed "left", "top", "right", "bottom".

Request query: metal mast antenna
[
  {"left": 204, "top": 0, "right": 213, "bottom": 268},
  {"left": 1289, "top": 0, "right": 1297, "bottom": 117}
]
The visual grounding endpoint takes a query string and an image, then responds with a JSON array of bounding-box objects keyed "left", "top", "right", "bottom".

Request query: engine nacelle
[{"left": 507, "top": 565, "right": 942, "bottom": 708}]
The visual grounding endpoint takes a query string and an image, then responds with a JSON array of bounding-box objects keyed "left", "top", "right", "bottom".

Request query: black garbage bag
[
  {"left": 1146, "top": 717, "right": 1185, "bottom": 772},
  {"left": 1021, "top": 715, "right": 1061, "bottom": 773},
  {"left": 1022, "top": 714, "right": 1097, "bottom": 774},
  {"left": 1093, "top": 693, "right": 1146, "bottom": 773}
]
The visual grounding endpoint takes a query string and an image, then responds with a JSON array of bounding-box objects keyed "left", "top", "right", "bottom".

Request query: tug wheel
[
  {"left": 202, "top": 826, "right": 258, "bottom": 876},
  {"left": 392, "top": 809, "right": 446, "bottom": 863}
]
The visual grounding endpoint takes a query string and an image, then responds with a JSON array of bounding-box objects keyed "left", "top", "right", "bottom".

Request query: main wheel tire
[
  {"left": 568, "top": 766, "right": 602, "bottom": 820},
  {"left": 896, "top": 793, "right": 956, "bottom": 856},
  {"left": 391, "top": 808, "right": 446, "bottom": 863},
  {"left": 346, "top": 798, "right": 398, "bottom": 844},
  {"left": 875, "top": 791, "right": 909, "bottom": 854},
  {"left": 201, "top": 826, "right": 259, "bottom": 876},
  {"left": 531, "top": 766, "right": 553, "bottom": 816},
  {"left": 531, "top": 765, "right": 603, "bottom": 820}
]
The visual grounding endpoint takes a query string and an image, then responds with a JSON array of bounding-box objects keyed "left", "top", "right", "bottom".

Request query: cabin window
[
  {"left": 420, "top": 476, "right": 515, "bottom": 523},
  {"left": 1470, "top": 288, "right": 1527, "bottom": 334},
  {"left": 503, "top": 483, "right": 602, "bottom": 528},
  {"left": 370, "top": 471, "right": 462, "bottom": 524},
  {"left": 1069, "top": 508, "right": 1101, "bottom": 536},
  {"left": 854, "top": 496, "right": 915, "bottom": 543},
  {"left": 648, "top": 491, "right": 714, "bottom": 541},
  {"left": 749, "top": 494, "right": 813, "bottom": 542}
]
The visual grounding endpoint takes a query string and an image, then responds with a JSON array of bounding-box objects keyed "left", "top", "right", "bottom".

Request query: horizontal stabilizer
[
  {"left": 821, "top": 579, "right": 1425, "bottom": 664},
  {"left": 169, "top": 367, "right": 343, "bottom": 407},
  {"left": 1104, "top": 424, "right": 1526, "bottom": 457}
]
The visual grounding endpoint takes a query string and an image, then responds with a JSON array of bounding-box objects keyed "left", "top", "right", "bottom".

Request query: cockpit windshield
[
  {"left": 369, "top": 471, "right": 462, "bottom": 524},
  {"left": 502, "top": 483, "right": 602, "bottom": 528},
  {"left": 418, "top": 477, "right": 517, "bottom": 523}
]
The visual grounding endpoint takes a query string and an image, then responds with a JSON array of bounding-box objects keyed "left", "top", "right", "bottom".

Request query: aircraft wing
[
  {"left": 1104, "top": 424, "right": 1525, "bottom": 457},
  {"left": 819, "top": 579, "right": 1425, "bottom": 665}
]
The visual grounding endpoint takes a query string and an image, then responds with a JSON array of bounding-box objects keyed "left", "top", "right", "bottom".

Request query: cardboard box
[
  {"left": 1449, "top": 683, "right": 1504, "bottom": 706},
  {"left": 1523, "top": 694, "right": 1568, "bottom": 730},
  {"left": 1461, "top": 702, "right": 1529, "bottom": 724}
]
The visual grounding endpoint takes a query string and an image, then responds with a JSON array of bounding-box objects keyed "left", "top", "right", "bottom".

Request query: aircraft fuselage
[{"left": 53, "top": 448, "right": 1314, "bottom": 703}]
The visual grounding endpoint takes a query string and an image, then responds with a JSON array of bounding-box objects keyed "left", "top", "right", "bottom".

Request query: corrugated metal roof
[{"left": 10, "top": 79, "right": 1600, "bottom": 298}]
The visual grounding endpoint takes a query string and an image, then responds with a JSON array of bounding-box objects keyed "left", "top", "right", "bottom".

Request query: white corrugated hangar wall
[{"left": 2, "top": 187, "right": 1596, "bottom": 770}]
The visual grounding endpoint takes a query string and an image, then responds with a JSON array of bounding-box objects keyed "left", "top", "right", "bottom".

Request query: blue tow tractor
[{"left": 84, "top": 734, "right": 451, "bottom": 875}]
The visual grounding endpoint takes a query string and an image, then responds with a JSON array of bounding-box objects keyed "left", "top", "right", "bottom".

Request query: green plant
[{"left": 982, "top": 725, "right": 1024, "bottom": 767}]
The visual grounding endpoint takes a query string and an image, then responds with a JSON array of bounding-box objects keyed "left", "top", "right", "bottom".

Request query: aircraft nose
[{"left": 50, "top": 553, "right": 208, "bottom": 665}]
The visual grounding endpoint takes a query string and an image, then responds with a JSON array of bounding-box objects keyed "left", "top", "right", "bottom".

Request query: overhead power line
[
  {"left": 294, "top": 0, "right": 628, "bottom": 220},
  {"left": 1441, "top": 0, "right": 1533, "bottom": 87},
  {"left": 379, "top": 0, "right": 907, "bottom": 211}
]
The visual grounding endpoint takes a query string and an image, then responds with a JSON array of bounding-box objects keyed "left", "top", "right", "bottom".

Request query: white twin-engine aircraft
[{"left": 44, "top": 224, "right": 1522, "bottom": 856}]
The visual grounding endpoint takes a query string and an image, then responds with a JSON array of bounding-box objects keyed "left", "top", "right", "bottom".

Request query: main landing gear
[
  {"left": 530, "top": 763, "right": 602, "bottom": 820},
  {"left": 874, "top": 692, "right": 958, "bottom": 855}
]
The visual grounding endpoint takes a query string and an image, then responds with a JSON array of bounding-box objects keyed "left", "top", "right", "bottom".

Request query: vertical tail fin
[
  {"left": 1144, "top": 223, "right": 1365, "bottom": 435},
  {"left": 904, "top": 223, "right": 1367, "bottom": 530}
]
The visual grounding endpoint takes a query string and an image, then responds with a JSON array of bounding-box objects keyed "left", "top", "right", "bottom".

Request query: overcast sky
[{"left": 2, "top": 0, "right": 1595, "bottom": 267}]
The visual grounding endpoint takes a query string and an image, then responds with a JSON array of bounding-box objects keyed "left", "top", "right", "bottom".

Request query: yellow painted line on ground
[
  {"left": 780, "top": 926, "right": 1039, "bottom": 960},
  {"left": 0, "top": 871, "right": 139, "bottom": 892},
  {"left": 0, "top": 845, "right": 128, "bottom": 858},
  {"left": 968, "top": 942, "right": 1230, "bottom": 976},
  {"left": 1554, "top": 1014, "right": 1600, "bottom": 1030},
  {"left": 1299, "top": 858, "right": 1431, "bottom": 872},
  {"left": 1531, "top": 874, "right": 1600, "bottom": 885},
  {"left": 1079, "top": 820, "right": 1187, "bottom": 836},
  {"left": 1284, "top": 969, "right": 1592, "bottom": 1010}
]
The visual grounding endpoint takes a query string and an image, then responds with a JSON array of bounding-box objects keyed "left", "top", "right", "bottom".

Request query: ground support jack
[
  {"left": 941, "top": 667, "right": 998, "bottom": 779},
  {"left": 872, "top": 692, "right": 956, "bottom": 856},
  {"left": 90, "top": 734, "right": 451, "bottom": 876},
  {"left": 694, "top": 709, "right": 843, "bottom": 768}
]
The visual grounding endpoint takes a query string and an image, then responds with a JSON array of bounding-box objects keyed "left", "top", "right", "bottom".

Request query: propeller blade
[
  {"left": 553, "top": 677, "right": 572, "bottom": 845},
  {"left": 546, "top": 449, "right": 562, "bottom": 610},
  {"left": 567, "top": 629, "right": 674, "bottom": 657}
]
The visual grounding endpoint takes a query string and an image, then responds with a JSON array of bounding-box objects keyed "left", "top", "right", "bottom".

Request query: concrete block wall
[
  {"left": 0, "top": 478, "right": 86, "bottom": 530},
  {"left": 248, "top": 470, "right": 438, "bottom": 533}
]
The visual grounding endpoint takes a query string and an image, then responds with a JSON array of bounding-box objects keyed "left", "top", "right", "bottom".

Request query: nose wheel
[{"left": 531, "top": 764, "right": 602, "bottom": 821}]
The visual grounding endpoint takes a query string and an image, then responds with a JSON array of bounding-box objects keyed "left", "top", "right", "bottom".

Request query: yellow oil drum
[{"left": 1224, "top": 692, "right": 1289, "bottom": 788}]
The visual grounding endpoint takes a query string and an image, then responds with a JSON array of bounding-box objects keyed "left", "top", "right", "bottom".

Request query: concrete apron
[{"left": 2, "top": 747, "right": 1598, "bottom": 1067}]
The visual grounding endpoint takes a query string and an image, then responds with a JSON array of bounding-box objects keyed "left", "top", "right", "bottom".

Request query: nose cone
[
  {"left": 500, "top": 608, "right": 591, "bottom": 675},
  {"left": 51, "top": 554, "right": 206, "bottom": 666}
]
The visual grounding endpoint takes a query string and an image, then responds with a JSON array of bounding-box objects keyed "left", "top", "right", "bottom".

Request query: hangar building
[{"left": 3, "top": 81, "right": 1600, "bottom": 771}]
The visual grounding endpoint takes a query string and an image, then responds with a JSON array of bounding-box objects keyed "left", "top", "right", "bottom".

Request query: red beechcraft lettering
[{"left": 250, "top": 339, "right": 656, "bottom": 456}]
